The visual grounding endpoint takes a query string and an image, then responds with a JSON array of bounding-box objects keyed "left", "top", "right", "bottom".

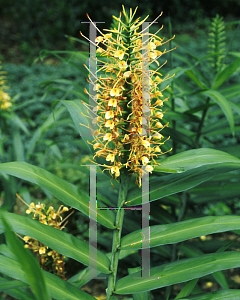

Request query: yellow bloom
[
  {"left": 145, "top": 165, "right": 153, "bottom": 173},
  {"left": 111, "top": 166, "right": 120, "bottom": 177},
  {"left": 96, "top": 47, "right": 104, "bottom": 53},
  {"left": 108, "top": 98, "right": 117, "bottom": 107},
  {"left": 142, "top": 140, "right": 150, "bottom": 148},
  {"left": 105, "top": 110, "right": 114, "bottom": 119},
  {"left": 153, "top": 132, "right": 163, "bottom": 139},
  {"left": 103, "top": 133, "right": 112, "bottom": 141},
  {"left": 106, "top": 153, "right": 115, "bottom": 162},
  {"left": 105, "top": 120, "right": 115, "bottom": 129},
  {"left": 149, "top": 42, "right": 156, "bottom": 51},
  {"left": 95, "top": 36, "right": 104, "bottom": 43},
  {"left": 110, "top": 88, "right": 121, "bottom": 97},
  {"left": 155, "top": 122, "right": 163, "bottom": 128},
  {"left": 142, "top": 156, "right": 149, "bottom": 165},
  {"left": 39, "top": 247, "right": 46, "bottom": 255},
  {"left": 114, "top": 50, "right": 125, "bottom": 60},
  {"left": 118, "top": 61, "right": 128, "bottom": 69},
  {"left": 124, "top": 71, "right": 131, "bottom": 78},
  {"left": 23, "top": 236, "right": 30, "bottom": 242}
]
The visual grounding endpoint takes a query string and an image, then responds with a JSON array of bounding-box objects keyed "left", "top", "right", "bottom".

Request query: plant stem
[
  {"left": 106, "top": 172, "right": 129, "bottom": 300},
  {"left": 195, "top": 97, "right": 210, "bottom": 148}
]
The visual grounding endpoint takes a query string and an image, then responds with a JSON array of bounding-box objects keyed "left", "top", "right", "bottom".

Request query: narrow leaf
[
  {"left": 0, "top": 255, "right": 97, "bottom": 300},
  {"left": 176, "top": 289, "right": 240, "bottom": 299},
  {"left": 0, "top": 211, "right": 111, "bottom": 275},
  {"left": 1, "top": 212, "right": 49, "bottom": 300},
  {"left": 120, "top": 216, "right": 240, "bottom": 250},
  {"left": 200, "top": 90, "right": 235, "bottom": 136},
  {"left": 211, "top": 57, "right": 240, "bottom": 90},
  {"left": 0, "top": 161, "right": 116, "bottom": 229},
  {"left": 175, "top": 279, "right": 199, "bottom": 299},
  {"left": 114, "top": 252, "right": 240, "bottom": 294}
]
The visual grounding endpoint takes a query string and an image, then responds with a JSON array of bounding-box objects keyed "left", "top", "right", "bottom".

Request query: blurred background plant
[{"left": 0, "top": 2, "right": 240, "bottom": 299}]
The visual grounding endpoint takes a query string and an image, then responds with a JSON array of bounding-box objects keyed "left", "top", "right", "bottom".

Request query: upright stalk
[
  {"left": 106, "top": 172, "right": 129, "bottom": 300},
  {"left": 195, "top": 97, "right": 210, "bottom": 148}
]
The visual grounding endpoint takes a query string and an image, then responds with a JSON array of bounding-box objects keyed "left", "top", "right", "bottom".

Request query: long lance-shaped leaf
[
  {"left": 0, "top": 255, "right": 97, "bottom": 300},
  {"left": 155, "top": 148, "right": 240, "bottom": 173},
  {"left": 0, "top": 276, "right": 33, "bottom": 300},
  {"left": 0, "top": 161, "right": 115, "bottom": 229},
  {"left": 0, "top": 276, "right": 28, "bottom": 292},
  {"left": 211, "top": 57, "right": 240, "bottom": 90},
  {"left": 0, "top": 211, "right": 111, "bottom": 275},
  {"left": 114, "top": 251, "right": 240, "bottom": 294},
  {"left": 125, "top": 149, "right": 240, "bottom": 206},
  {"left": 1, "top": 213, "right": 49, "bottom": 300},
  {"left": 200, "top": 90, "right": 235, "bottom": 136},
  {"left": 177, "top": 289, "right": 240, "bottom": 300},
  {"left": 119, "top": 215, "right": 240, "bottom": 250},
  {"left": 61, "top": 99, "right": 94, "bottom": 154}
]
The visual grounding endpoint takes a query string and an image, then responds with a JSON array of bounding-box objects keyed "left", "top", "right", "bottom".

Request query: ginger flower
[
  {"left": 0, "top": 62, "right": 12, "bottom": 111},
  {"left": 80, "top": 6, "right": 175, "bottom": 186},
  {"left": 19, "top": 195, "right": 73, "bottom": 280}
]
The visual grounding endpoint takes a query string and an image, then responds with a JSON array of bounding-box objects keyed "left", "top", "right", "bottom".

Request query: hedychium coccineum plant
[
  {"left": 79, "top": 5, "right": 176, "bottom": 299},
  {"left": 1, "top": 6, "right": 240, "bottom": 300},
  {"left": 80, "top": 6, "right": 175, "bottom": 187}
]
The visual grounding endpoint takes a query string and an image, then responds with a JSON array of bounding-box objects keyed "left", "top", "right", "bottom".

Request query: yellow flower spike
[
  {"left": 17, "top": 193, "right": 72, "bottom": 280},
  {"left": 80, "top": 7, "right": 174, "bottom": 185}
]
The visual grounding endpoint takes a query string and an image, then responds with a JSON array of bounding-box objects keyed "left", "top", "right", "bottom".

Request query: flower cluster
[
  {"left": 23, "top": 202, "right": 72, "bottom": 280},
  {"left": 0, "top": 61, "right": 12, "bottom": 110},
  {"left": 81, "top": 7, "right": 174, "bottom": 186}
]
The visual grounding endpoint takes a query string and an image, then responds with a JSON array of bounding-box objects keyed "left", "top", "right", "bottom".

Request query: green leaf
[
  {"left": 155, "top": 148, "right": 240, "bottom": 173},
  {"left": 176, "top": 289, "right": 240, "bottom": 299},
  {"left": 0, "top": 276, "right": 33, "bottom": 300},
  {"left": 178, "top": 245, "right": 228, "bottom": 290},
  {"left": 26, "top": 105, "right": 66, "bottom": 158},
  {"left": 211, "top": 57, "right": 240, "bottom": 90},
  {"left": 0, "top": 211, "right": 111, "bottom": 275},
  {"left": 61, "top": 99, "right": 113, "bottom": 177},
  {"left": 128, "top": 267, "right": 152, "bottom": 300},
  {"left": 61, "top": 99, "right": 94, "bottom": 154},
  {"left": 200, "top": 90, "right": 235, "bottom": 136},
  {"left": 126, "top": 149, "right": 240, "bottom": 206},
  {"left": 0, "top": 277, "right": 28, "bottom": 292},
  {"left": 175, "top": 279, "right": 199, "bottom": 299},
  {"left": 0, "top": 161, "right": 116, "bottom": 229},
  {"left": 119, "top": 216, "right": 240, "bottom": 250},
  {"left": 0, "top": 255, "right": 97, "bottom": 300},
  {"left": 114, "top": 252, "right": 240, "bottom": 294},
  {"left": 1, "top": 212, "right": 49, "bottom": 300},
  {"left": 184, "top": 69, "right": 208, "bottom": 89}
]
